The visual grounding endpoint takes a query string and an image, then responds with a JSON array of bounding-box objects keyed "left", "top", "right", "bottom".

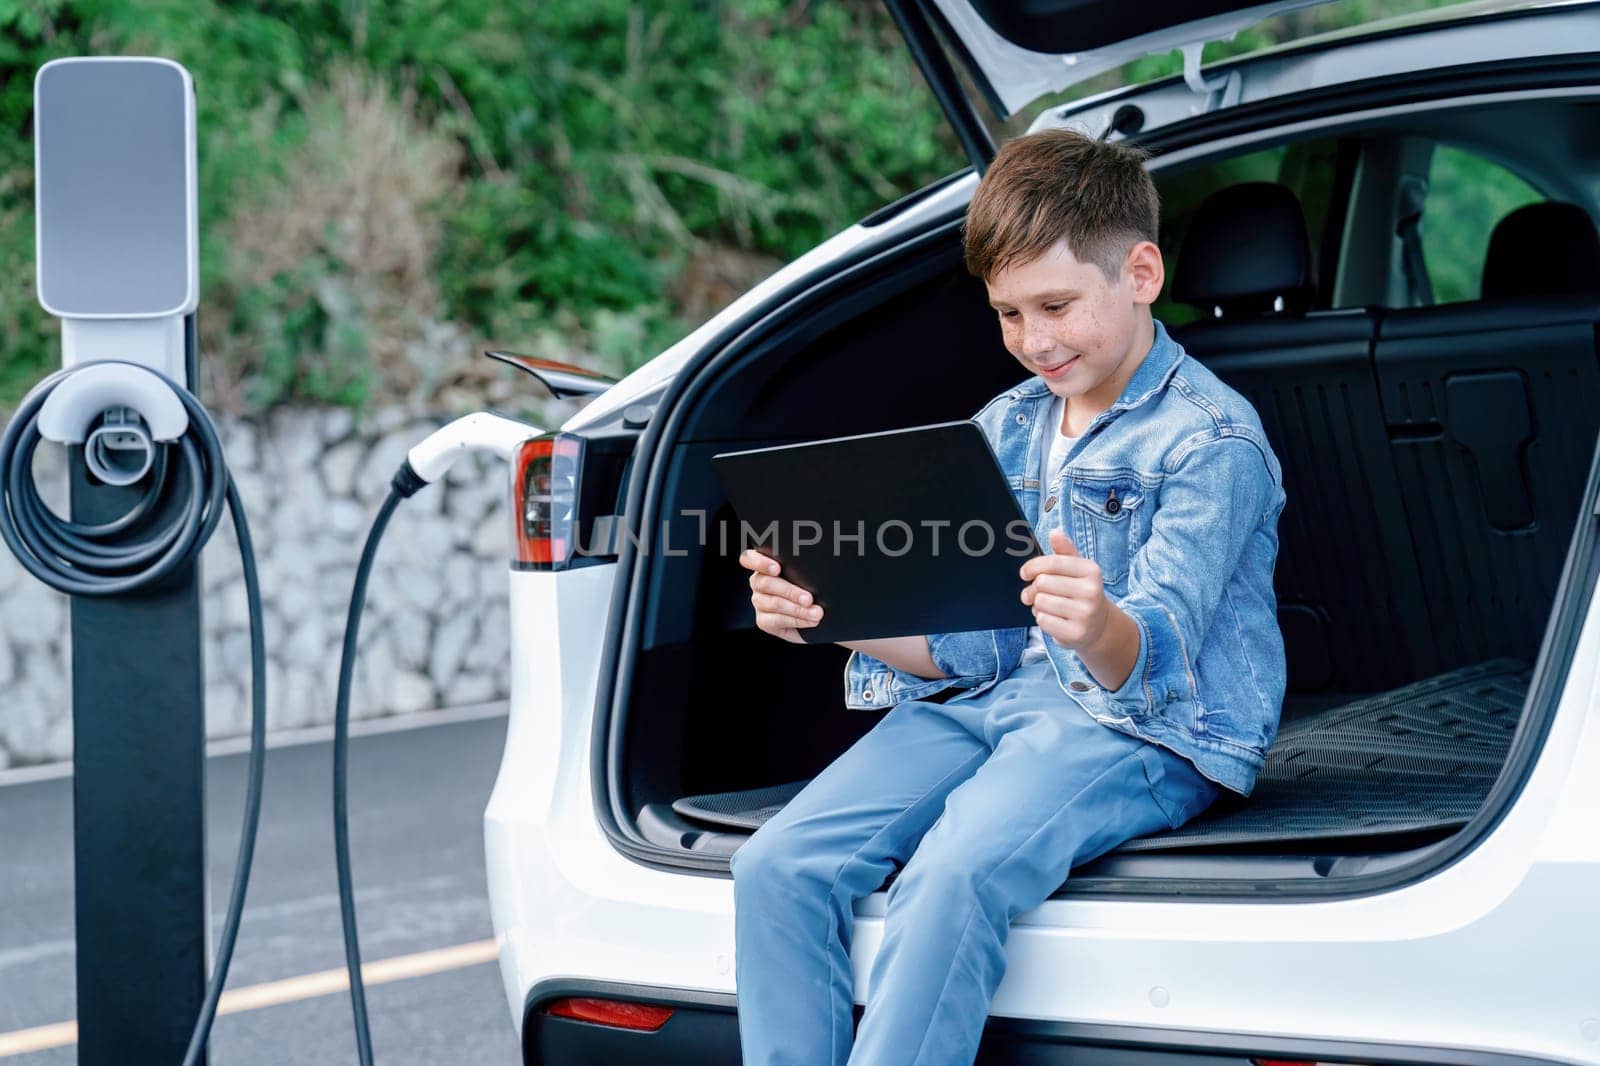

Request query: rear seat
[
  {"left": 1172, "top": 189, "right": 1600, "bottom": 694},
  {"left": 1168, "top": 183, "right": 1431, "bottom": 696},
  {"left": 1373, "top": 201, "right": 1600, "bottom": 672}
]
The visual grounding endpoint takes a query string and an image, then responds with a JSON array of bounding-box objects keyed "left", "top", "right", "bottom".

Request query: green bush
[{"left": 0, "top": 0, "right": 961, "bottom": 413}]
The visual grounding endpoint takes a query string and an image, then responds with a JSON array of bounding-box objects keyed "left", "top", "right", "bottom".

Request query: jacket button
[
  {"left": 1015, "top": 413, "right": 1027, "bottom": 425},
  {"left": 1106, "top": 492, "right": 1121, "bottom": 514},
  {"left": 1044, "top": 495, "right": 1057, "bottom": 512},
  {"left": 863, "top": 688, "right": 874, "bottom": 701},
  {"left": 1069, "top": 680, "right": 1091, "bottom": 692}
]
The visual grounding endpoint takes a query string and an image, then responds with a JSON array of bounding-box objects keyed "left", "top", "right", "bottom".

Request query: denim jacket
[{"left": 843, "top": 319, "right": 1288, "bottom": 797}]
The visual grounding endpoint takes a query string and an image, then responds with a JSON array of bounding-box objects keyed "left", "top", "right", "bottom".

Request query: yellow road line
[
  {"left": 0, "top": 939, "right": 499, "bottom": 1058},
  {"left": 0, "top": 1022, "right": 75, "bottom": 1059}
]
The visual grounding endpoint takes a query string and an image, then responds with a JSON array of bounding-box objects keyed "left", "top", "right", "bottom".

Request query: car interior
[{"left": 614, "top": 95, "right": 1600, "bottom": 886}]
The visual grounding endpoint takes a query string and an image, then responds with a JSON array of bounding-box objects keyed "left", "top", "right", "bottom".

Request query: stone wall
[{"left": 0, "top": 403, "right": 542, "bottom": 768}]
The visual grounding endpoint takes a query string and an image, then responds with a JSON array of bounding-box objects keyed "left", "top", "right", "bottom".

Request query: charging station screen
[{"left": 36, "top": 60, "right": 193, "bottom": 317}]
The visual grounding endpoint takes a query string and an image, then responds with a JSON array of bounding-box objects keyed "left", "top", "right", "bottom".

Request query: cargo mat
[{"left": 671, "top": 659, "right": 1531, "bottom": 852}]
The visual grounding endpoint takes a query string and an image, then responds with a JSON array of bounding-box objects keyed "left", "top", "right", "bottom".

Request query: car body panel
[{"left": 487, "top": 561, "right": 1600, "bottom": 1058}]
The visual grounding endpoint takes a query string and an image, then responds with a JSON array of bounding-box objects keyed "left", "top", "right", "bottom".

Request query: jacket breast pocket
[{"left": 1069, "top": 470, "right": 1151, "bottom": 588}]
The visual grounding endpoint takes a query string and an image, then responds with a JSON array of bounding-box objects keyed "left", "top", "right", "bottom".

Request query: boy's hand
[
  {"left": 739, "top": 548, "right": 822, "bottom": 645},
  {"left": 1019, "top": 529, "right": 1110, "bottom": 651}
]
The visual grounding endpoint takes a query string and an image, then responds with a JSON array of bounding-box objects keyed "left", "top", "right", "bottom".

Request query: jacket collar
[{"left": 1012, "top": 318, "right": 1183, "bottom": 418}]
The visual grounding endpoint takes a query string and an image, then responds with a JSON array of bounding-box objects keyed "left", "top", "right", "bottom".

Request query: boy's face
[{"left": 985, "top": 237, "right": 1164, "bottom": 411}]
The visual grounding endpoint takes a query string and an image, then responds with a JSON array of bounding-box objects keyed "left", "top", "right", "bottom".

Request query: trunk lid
[{"left": 887, "top": 0, "right": 1338, "bottom": 165}]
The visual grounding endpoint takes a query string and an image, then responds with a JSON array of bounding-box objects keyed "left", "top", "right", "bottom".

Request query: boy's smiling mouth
[{"left": 1036, "top": 354, "right": 1080, "bottom": 378}]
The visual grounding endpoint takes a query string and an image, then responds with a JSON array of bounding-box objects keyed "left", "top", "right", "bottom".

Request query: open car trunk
[{"left": 609, "top": 184, "right": 1599, "bottom": 889}]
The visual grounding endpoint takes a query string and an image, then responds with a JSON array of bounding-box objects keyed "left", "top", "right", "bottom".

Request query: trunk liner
[{"left": 671, "top": 659, "right": 1530, "bottom": 851}]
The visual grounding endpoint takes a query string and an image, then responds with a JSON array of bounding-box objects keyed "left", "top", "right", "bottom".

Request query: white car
[{"left": 483, "top": 1, "right": 1600, "bottom": 1062}]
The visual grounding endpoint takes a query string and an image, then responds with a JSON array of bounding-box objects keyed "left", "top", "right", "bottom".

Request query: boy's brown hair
[{"left": 963, "top": 129, "right": 1159, "bottom": 283}]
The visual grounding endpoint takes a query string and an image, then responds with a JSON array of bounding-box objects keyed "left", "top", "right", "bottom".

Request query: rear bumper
[{"left": 520, "top": 978, "right": 1575, "bottom": 1066}]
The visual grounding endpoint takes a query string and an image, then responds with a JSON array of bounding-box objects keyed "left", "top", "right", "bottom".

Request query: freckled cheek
[
  {"left": 1085, "top": 312, "right": 1111, "bottom": 345},
  {"left": 1069, "top": 319, "right": 1108, "bottom": 353}
]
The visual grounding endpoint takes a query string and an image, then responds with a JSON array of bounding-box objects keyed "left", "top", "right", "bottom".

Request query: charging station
[
  {"left": 33, "top": 57, "right": 210, "bottom": 1064},
  {"left": 6, "top": 53, "right": 543, "bottom": 1065}
]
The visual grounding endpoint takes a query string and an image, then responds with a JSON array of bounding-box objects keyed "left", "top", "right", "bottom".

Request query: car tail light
[
  {"left": 512, "top": 433, "right": 583, "bottom": 568},
  {"left": 541, "top": 996, "right": 673, "bottom": 1032}
]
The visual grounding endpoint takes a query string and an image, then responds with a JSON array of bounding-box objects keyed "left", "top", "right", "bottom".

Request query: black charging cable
[
  {"left": 0, "top": 362, "right": 267, "bottom": 1066},
  {"left": 332, "top": 459, "right": 427, "bottom": 1066}
]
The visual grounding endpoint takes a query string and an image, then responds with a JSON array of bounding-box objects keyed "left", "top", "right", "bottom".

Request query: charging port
[{"left": 85, "top": 408, "right": 156, "bottom": 486}]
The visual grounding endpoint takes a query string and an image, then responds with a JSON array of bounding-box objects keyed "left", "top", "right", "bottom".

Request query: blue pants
[{"left": 729, "top": 656, "right": 1222, "bottom": 1066}]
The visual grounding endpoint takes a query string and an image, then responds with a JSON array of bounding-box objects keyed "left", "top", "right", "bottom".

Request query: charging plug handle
[{"left": 399, "top": 411, "right": 542, "bottom": 490}]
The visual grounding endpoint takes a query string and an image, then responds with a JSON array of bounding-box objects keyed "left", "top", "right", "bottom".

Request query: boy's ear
[{"left": 1124, "top": 240, "right": 1165, "bottom": 306}]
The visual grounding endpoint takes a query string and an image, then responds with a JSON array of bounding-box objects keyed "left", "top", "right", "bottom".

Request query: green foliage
[{"left": 0, "top": 0, "right": 961, "bottom": 412}]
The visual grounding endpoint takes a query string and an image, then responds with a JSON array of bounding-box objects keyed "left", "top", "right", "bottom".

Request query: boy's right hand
[{"left": 739, "top": 548, "right": 823, "bottom": 645}]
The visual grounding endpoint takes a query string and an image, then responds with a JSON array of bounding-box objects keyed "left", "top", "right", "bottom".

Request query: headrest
[
  {"left": 1481, "top": 201, "right": 1600, "bottom": 301},
  {"left": 1171, "top": 182, "right": 1314, "bottom": 318}
]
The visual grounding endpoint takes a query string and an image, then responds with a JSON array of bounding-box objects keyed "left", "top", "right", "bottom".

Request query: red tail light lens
[
  {"left": 541, "top": 996, "right": 673, "bottom": 1032},
  {"left": 513, "top": 433, "right": 582, "bottom": 568}
]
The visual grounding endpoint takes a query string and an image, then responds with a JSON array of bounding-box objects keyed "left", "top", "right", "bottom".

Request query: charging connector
[{"left": 390, "top": 412, "right": 537, "bottom": 500}]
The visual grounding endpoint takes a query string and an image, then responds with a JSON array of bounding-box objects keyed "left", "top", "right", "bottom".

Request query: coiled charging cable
[
  {"left": 0, "top": 362, "right": 266, "bottom": 1066},
  {"left": 2, "top": 364, "right": 534, "bottom": 1064}
]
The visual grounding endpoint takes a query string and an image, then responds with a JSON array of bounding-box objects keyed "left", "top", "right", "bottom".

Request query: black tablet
[{"left": 712, "top": 420, "right": 1043, "bottom": 644}]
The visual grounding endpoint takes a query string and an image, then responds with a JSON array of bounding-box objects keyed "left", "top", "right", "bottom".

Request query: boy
[{"left": 730, "top": 129, "right": 1287, "bottom": 1066}]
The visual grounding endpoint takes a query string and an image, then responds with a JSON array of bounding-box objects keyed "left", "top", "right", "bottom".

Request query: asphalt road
[{"left": 0, "top": 714, "right": 522, "bottom": 1065}]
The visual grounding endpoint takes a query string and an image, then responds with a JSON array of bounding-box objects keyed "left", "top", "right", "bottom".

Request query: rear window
[{"left": 1420, "top": 144, "right": 1545, "bottom": 305}]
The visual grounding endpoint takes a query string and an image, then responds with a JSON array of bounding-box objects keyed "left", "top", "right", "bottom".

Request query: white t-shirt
[{"left": 1020, "top": 394, "right": 1079, "bottom": 665}]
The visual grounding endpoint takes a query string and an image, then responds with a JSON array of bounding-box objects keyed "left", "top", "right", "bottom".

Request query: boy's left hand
[{"left": 1019, "top": 529, "right": 1110, "bottom": 651}]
